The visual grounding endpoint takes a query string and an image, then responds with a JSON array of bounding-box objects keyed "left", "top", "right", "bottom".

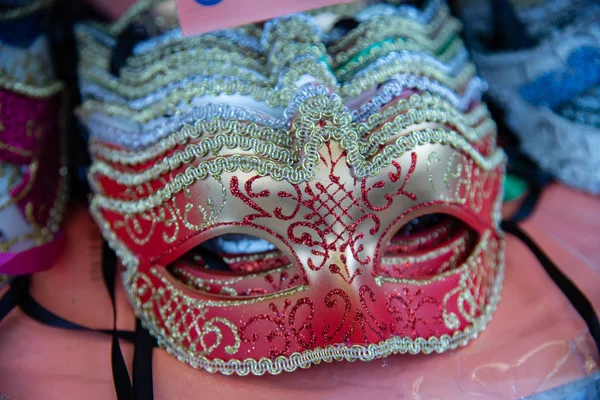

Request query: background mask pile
[
  {"left": 461, "top": 0, "right": 600, "bottom": 194},
  {"left": 0, "top": 0, "right": 68, "bottom": 282}
]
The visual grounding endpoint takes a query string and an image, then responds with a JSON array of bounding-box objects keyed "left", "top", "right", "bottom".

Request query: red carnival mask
[{"left": 88, "top": 88, "right": 506, "bottom": 375}]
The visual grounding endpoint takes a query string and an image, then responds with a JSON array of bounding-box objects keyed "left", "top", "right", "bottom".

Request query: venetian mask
[
  {"left": 0, "top": 0, "right": 67, "bottom": 277},
  {"left": 79, "top": 0, "right": 506, "bottom": 375}
]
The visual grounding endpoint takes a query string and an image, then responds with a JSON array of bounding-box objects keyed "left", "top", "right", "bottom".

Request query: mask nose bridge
[
  {"left": 294, "top": 182, "right": 388, "bottom": 291},
  {"left": 296, "top": 222, "right": 381, "bottom": 294},
  {"left": 328, "top": 248, "right": 363, "bottom": 285}
]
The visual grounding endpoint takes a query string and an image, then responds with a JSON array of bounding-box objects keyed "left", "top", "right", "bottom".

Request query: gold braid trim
[
  {"left": 79, "top": 57, "right": 476, "bottom": 122},
  {"left": 91, "top": 127, "right": 506, "bottom": 213},
  {"left": 340, "top": 60, "right": 476, "bottom": 97},
  {"left": 90, "top": 104, "right": 496, "bottom": 186},
  {"left": 89, "top": 92, "right": 492, "bottom": 167},
  {"left": 328, "top": 3, "right": 450, "bottom": 55},
  {"left": 82, "top": 62, "right": 270, "bottom": 97},
  {"left": 118, "top": 48, "right": 265, "bottom": 84},
  {"left": 91, "top": 121, "right": 292, "bottom": 166},
  {"left": 0, "top": 76, "right": 63, "bottom": 98},
  {"left": 333, "top": 17, "right": 462, "bottom": 67},
  {"left": 335, "top": 38, "right": 461, "bottom": 81},
  {"left": 124, "top": 36, "right": 261, "bottom": 68}
]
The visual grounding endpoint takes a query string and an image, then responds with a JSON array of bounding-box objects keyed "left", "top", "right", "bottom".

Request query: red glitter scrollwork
[
  {"left": 264, "top": 270, "right": 303, "bottom": 292},
  {"left": 274, "top": 183, "right": 302, "bottom": 220},
  {"left": 322, "top": 289, "right": 351, "bottom": 342},
  {"left": 322, "top": 287, "right": 390, "bottom": 345},
  {"left": 239, "top": 298, "right": 315, "bottom": 358},
  {"left": 359, "top": 285, "right": 388, "bottom": 333},
  {"left": 361, "top": 152, "right": 418, "bottom": 211},
  {"left": 287, "top": 221, "right": 329, "bottom": 271},
  {"left": 230, "top": 176, "right": 271, "bottom": 223},
  {"left": 328, "top": 253, "right": 362, "bottom": 284},
  {"left": 387, "top": 287, "right": 442, "bottom": 338},
  {"left": 346, "top": 213, "right": 380, "bottom": 266}
]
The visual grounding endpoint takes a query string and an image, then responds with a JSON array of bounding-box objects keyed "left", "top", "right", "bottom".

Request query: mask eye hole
[
  {"left": 181, "top": 234, "right": 287, "bottom": 273},
  {"left": 168, "top": 234, "right": 304, "bottom": 297},
  {"left": 381, "top": 213, "right": 478, "bottom": 280}
]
